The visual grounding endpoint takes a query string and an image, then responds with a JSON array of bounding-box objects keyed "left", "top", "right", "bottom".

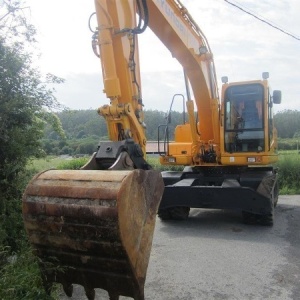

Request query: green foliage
[
  {"left": 42, "top": 110, "right": 108, "bottom": 155},
  {"left": 144, "top": 109, "right": 167, "bottom": 140},
  {"left": 44, "top": 109, "right": 107, "bottom": 140},
  {"left": 0, "top": 244, "right": 57, "bottom": 300},
  {"left": 147, "top": 156, "right": 184, "bottom": 171},
  {"left": 0, "top": 22, "right": 62, "bottom": 252},
  {"left": 0, "top": 1, "right": 36, "bottom": 43},
  {"left": 41, "top": 108, "right": 300, "bottom": 155},
  {"left": 0, "top": 3, "right": 66, "bottom": 299},
  {"left": 56, "top": 157, "right": 89, "bottom": 170},
  {"left": 67, "top": 136, "right": 99, "bottom": 155},
  {"left": 41, "top": 112, "right": 66, "bottom": 140},
  {"left": 276, "top": 153, "right": 300, "bottom": 194},
  {"left": 0, "top": 164, "right": 38, "bottom": 251},
  {"left": 293, "top": 130, "right": 300, "bottom": 139},
  {"left": 41, "top": 109, "right": 186, "bottom": 155},
  {"left": 274, "top": 110, "right": 300, "bottom": 138},
  {"left": 277, "top": 138, "right": 299, "bottom": 151},
  {"left": 28, "top": 157, "right": 69, "bottom": 171}
]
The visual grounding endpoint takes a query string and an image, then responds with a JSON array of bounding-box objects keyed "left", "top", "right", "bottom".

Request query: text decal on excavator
[
  {"left": 156, "top": 0, "right": 185, "bottom": 34},
  {"left": 154, "top": 0, "right": 200, "bottom": 52}
]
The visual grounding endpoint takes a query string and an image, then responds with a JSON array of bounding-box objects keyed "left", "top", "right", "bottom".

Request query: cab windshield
[{"left": 224, "top": 84, "right": 264, "bottom": 153}]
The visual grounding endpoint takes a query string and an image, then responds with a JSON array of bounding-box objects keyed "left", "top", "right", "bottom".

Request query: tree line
[
  {"left": 42, "top": 109, "right": 185, "bottom": 155},
  {"left": 274, "top": 110, "right": 300, "bottom": 139},
  {"left": 0, "top": 2, "right": 64, "bottom": 298},
  {"left": 41, "top": 108, "right": 300, "bottom": 155}
]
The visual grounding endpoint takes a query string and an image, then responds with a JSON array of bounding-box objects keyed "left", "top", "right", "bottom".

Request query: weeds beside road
[{"left": 1, "top": 153, "right": 299, "bottom": 299}]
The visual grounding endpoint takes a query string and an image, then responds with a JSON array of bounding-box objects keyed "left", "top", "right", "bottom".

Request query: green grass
[
  {"left": 28, "top": 155, "right": 182, "bottom": 172},
  {"left": 0, "top": 244, "right": 58, "bottom": 300},
  {"left": 28, "top": 156, "right": 89, "bottom": 172},
  {"left": 278, "top": 149, "right": 300, "bottom": 155},
  {"left": 28, "top": 153, "right": 300, "bottom": 195},
  {"left": 277, "top": 153, "right": 300, "bottom": 194},
  {"left": 28, "top": 156, "right": 67, "bottom": 171},
  {"left": 147, "top": 156, "right": 184, "bottom": 171},
  {"left": 13, "top": 153, "right": 297, "bottom": 300},
  {"left": 56, "top": 157, "right": 89, "bottom": 170},
  {"left": 5, "top": 156, "right": 90, "bottom": 300}
]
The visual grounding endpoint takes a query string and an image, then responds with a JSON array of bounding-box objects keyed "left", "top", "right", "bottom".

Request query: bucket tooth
[
  {"left": 22, "top": 169, "right": 164, "bottom": 299},
  {"left": 108, "top": 293, "right": 119, "bottom": 300},
  {"left": 85, "top": 287, "right": 95, "bottom": 300},
  {"left": 63, "top": 284, "right": 73, "bottom": 297}
]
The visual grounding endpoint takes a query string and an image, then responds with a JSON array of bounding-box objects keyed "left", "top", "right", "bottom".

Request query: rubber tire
[
  {"left": 170, "top": 206, "right": 190, "bottom": 220},
  {"left": 259, "top": 213, "right": 274, "bottom": 226},
  {"left": 63, "top": 284, "right": 73, "bottom": 297},
  {"left": 273, "top": 181, "right": 279, "bottom": 208},
  {"left": 85, "top": 288, "right": 95, "bottom": 300},
  {"left": 158, "top": 207, "right": 190, "bottom": 221},
  {"left": 158, "top": 209, "right": 171, "bottom": 220},
  {"left": 242, "top": 211, "right": 256, "bottom": 225},
  {"left": 242, "top": 211, "right": 274, "bottom": 226}
]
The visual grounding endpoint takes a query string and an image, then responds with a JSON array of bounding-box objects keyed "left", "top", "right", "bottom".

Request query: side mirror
[{"left": 273, "top": 90, "right": 281, "bottom": 104}]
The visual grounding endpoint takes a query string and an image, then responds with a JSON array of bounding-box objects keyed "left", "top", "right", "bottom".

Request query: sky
[{"left": 26, "top": 0, "right": 300, "bottom": 113}]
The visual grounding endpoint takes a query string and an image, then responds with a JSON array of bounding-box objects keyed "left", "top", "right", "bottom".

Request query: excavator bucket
[{"left": 22, "top": 169, "right": 164, "bottom": 300}]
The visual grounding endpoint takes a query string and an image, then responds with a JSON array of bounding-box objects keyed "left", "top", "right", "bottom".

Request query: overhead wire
[{"left": 224, "top": 0, "right": 300, "bottom": 41}]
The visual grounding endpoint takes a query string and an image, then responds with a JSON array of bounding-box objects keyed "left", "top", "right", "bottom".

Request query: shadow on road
[{"left": 157, "top": 202, "right": 298, "bottom": 245}]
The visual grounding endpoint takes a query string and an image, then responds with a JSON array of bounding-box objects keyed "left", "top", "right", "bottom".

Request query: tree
[
  {"left": 0, "top": 2, "right": 66, "bottom": 298},
  {"left": 274, "top": 110, "right": 300, "bottom": 138},
  {"left": 0, "top": 0, "right": 63, "bottom": 251}
]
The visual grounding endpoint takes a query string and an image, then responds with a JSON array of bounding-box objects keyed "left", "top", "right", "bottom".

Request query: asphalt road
[{"left": 60, "top": 195, "right": 300, "bottom": 300}]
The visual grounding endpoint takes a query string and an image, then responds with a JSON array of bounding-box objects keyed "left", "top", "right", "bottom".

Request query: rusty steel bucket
[{"left": 22, "top": 169, "right": 164, "bottom": 300}]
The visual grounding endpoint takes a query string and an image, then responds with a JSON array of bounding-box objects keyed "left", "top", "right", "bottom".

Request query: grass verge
[{"left": 277, "top": 153, "right": 300, "bottom": 194}]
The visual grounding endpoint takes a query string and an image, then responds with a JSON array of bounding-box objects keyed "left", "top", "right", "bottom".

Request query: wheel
[
  {"left": 158, "top": 208, "right": 171, "bottom": 220},
  {"left": 108, "top": 293, "right": 119, "bottom": 300},
  {"left": 63, "top": 284, "right": 73, "bottom": 297},
  {"left": 85, "top": 288, "right": 95, "bottom": 300},
  {"left": 158, "top": 207, "right": 190, "bottom": 221},
  {"left": 242, "top": 211, "right": 274, "bottom": 226},
  {"left": 259, "top": 213, "right": 274, "bottom": 226},
  {"left": 242, "top": 211, "right": 256, "bottom": 225},
  {"left": 273, "top": 181, "right": 279, "bottom": 207},
  {"left": 41, "top": 273, "right": 52, "bottom": 296},
  {"left": 169, "top": 206, "right": 190, "bottom": 220}
]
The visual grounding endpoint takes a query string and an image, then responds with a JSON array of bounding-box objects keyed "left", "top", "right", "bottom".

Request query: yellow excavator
[{"left": 22, "top": 0, "right": 281, "bottom": 299}]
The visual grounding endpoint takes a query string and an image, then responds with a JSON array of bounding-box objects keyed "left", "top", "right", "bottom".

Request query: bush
[
  {"left": 276, "top": 154, "right": 300, "bottom": 194},
  {"left": 147, "top": 156, "right": 184, "bottom": 171},
  {"left": 278, "top": 139, "right": 298, "bottom": 151},
  {"left": 59, "top": 146, "right": 72, "bottom": 155},
  {"left": 0, "top": 244, "right": 57, "bottom": 300},
  {"left": 0, "top": 168, "right": 37, "bottom": 252},
  {"left": 56, "top": 157, "right": 89, "bottom": 170}
]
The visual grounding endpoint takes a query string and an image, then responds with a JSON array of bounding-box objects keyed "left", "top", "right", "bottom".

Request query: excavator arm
[
  {"left": 94, "top": 0, "right": 145, "bottom": 149},
  {"left": 92, "top": 0, "right": 220, "bottom": 166},
  {"left": 23, "top": 2, "right": 167, "bottom": 300}
]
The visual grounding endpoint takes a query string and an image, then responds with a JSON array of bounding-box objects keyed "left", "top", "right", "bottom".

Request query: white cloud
[
  {"left": 28, "top": 0, "right": 300, "bottom": 113},
  {"left": 29, "top": 0, "right": 98, "bottom": 76},
  {"left": 53, "top": 72, "right": 104, "bottom": 110}
]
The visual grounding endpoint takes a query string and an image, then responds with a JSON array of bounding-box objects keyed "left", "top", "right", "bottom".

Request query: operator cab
[
  {"left": 222, "top": 73, "right": 281, "bottom": 157},
  {"left": 224, "top": 83, "right": 264, "bottom": 153}
]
